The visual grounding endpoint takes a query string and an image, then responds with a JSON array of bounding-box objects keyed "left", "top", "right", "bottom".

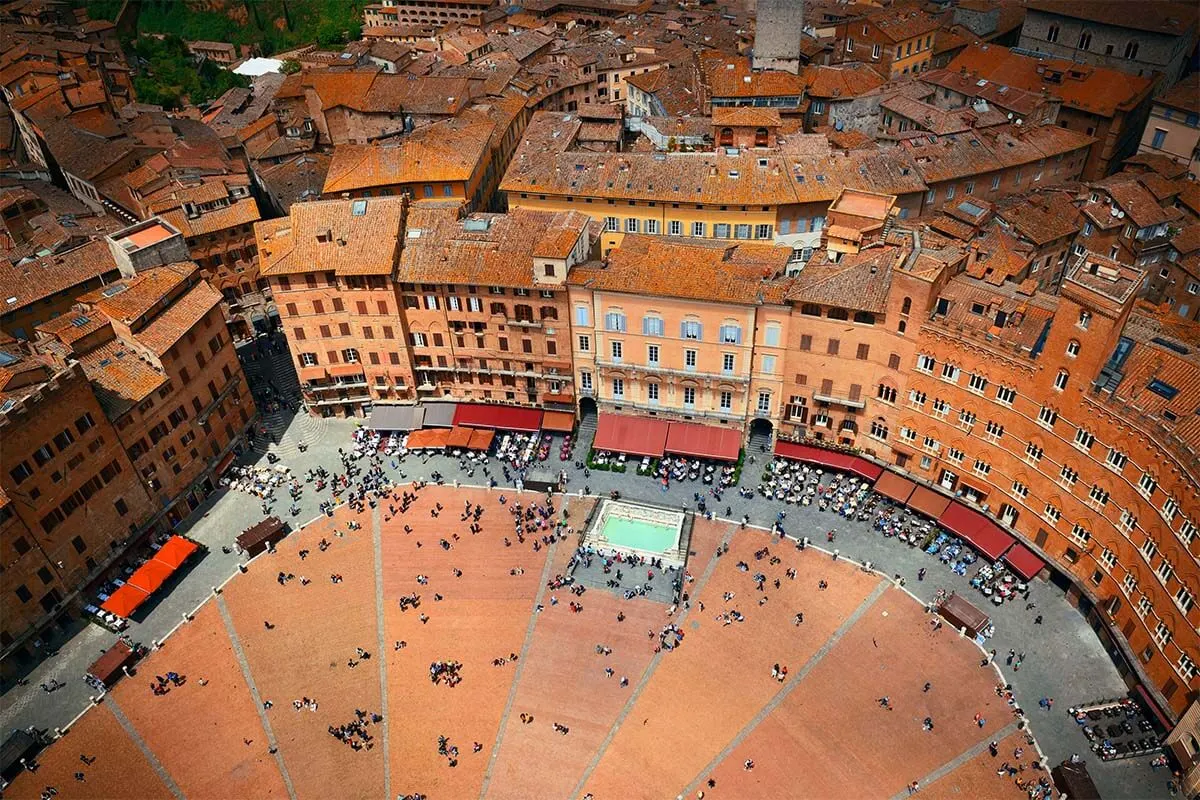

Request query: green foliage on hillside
[
  {"left": 109, "top": 0, "right": 369, "bottom": 55},
  {"left": 128, "top": 34, "right": 249, "bottom": 109}
]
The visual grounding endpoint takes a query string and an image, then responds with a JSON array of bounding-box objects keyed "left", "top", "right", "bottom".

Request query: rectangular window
[
  {"left": 643, "top": 316, "right": 665, "bottom": 336},
  {"left": 714, "top": 223, "right": 731, "bottom": 239},
  {"left": 648, "top": 344, "right": 660, "bottom": 364},
  {"left": 681, "top": 320, "right": 702, "bottom": 340},
  {"left": 605, "top": 312, "right": 626, "bottom": 332},
  {"left": 723, "top": 353, "right": 735, "bottom": 373},
  {"left": 668, "top": 220, "right": 682, "bottom": 236},
  {"left": 719, "top": 390, "right": 732, "bottom": 410},
  {"left": 625, "top": 218, "right": 639, "bottom": 233},
  {"left": 612, "top": 377, "right": 624, "bottom": 398},
  {"left": 856, "top": 343, "right": 870, "bottom": 360},
  {"left": 611, "top": 341, "right": 623, "bottom": 361},
  {"left": 826, "top": 339, "right": 839, "bottom": 356},
  {"left": 646, "top": 219, "right": 659, "bottom": 235},
  {"left": 757, "top": 392, "right": 771, "bottom": 414},
  {"left": 761, "top": 355, "right": 776, "bottom": 374},
  {"left": 684, "top": 349, "right": 697, "bottom": 369},
  {"left": 580, "top": 371, "right": 593, "bottom": 391},
  {"left": 578, "top": 335, "right": 590, "bottom": 352},
  {"left": 683, "top": 387, "right": 696, "bottom": 406},
  {"left": 692, "top": 221, "right": 705, "bottom": 237}
]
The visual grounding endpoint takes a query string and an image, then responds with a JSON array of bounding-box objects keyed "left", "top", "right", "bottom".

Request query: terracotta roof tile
[
  {"left": 0, "top": 239, "right": 119, "bottom": 313},
  {"left": 947, "top": 44, "right": 1154, "bottom": 118},
  {"left": 322, "top": 113, "right": 493, "bottom": 194},
  {"left": 571, "top": 235, "right": 792, "bottom": 305},
  {"left": 135, "top": 280, "right": 221, "bottom": 355},
  {"left": 788, "top": 246, "right": 895, "bottom": 313},
  {"left": 78, "top": 339, "right": 167, "bottom": 419},
  {"left": 399, "top": 206, "right": 589, "bottom": 287},
  {"left": 257, "top": 196, "right": 406, "bottom": 277}
]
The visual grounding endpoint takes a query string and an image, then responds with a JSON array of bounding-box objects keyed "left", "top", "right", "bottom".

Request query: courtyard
[{"left": 0, "top": 345, "right": 1173, "bottom": 799}]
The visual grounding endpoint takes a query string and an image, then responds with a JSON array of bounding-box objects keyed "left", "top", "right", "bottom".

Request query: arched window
[
  {"left": 1066, "top": 339, "right": 1080, "bottom": 357},
  {"left": 754, "top": 127, "right": 769, "bottom": 146},
  {"left": 853, "top": 310, "right": 875, "bottom": 325},
  {"left": 1078, "top": 30, "right": 1092, "bottom": 50},
  {"left": 1046, "top": 23, "right": 1059, "bottom": 43},
  {"left": 719, "top": 127, "right": 734, "bottom": 146},
  {"left": 801, "top": 303, "right": 821, "bottom": 316},
  {"left": 901, "top": 296, "right": 912, "bottom": 314},
  {"left": 1055, "top": 369, "right": 1069, "bottom": 391},
  {"left": 1124, "top": 41, "right": 1138, "bottom": 60},
  {"left": 827, "top": 307, "right": 848, "bottom": 320}
]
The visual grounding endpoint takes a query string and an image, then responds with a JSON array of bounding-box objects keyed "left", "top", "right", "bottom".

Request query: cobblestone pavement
[{"left": 0, "top": 351, "right": 1172, "bottom": 799}]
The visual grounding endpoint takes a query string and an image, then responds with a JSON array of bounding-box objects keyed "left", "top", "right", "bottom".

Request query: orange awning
[
  {"left": 467, "top": 428, "right": 494, "bottom": 450},
  {"left": 100, "top": 584, "right": 150, "bottom": 618},
  {"left": 329, "top": 363, "right": 365, "bottom": 378},
  {"left": 907, "top": 485, "right": 952, "bottom": 519},
  {"left": 446, "top": 426, "right": 474, "bottom": 448},
  {"left": 406, "top": 428, "right": 450, "bottom": 449},
  {"left": 127, "top": 559, "right": 175, "bottom": 594},
  {"left": 541, "top": 410, "right": 575, "bottom": 433},
  {"left": 154, "top": 535, "right": 199, "bottom": 570},
  {"left": 873, "top": 471, "right": 916, "bottom": 504},
  {"left": 298, "top": 366, "right": 327, "bottom": 382}
]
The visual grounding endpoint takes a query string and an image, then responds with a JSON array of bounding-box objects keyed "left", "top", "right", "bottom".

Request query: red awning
[
  {"left": 154, "top": 535, "right": 199, "bottom": 571},
  {"left": 592, "top": 414, "right": 669, "bottom": 458},
  {"left": 873, "top": 471, "right": 916, "bottom": 504},
  {"left": 664, "top": 422, "right": 741, "bottom": 461},
  {"left": 127, "top": 559, "right": 175, "bottom": 594},
  {"left": 446, "top": 427, "right": 474, "bottom": 449},
  {"left": 1136, "top": 684, "right": 1174, "bottom": 733},
  {"left": 215, "top": 450, "right": 236, "bottom": 476},
  {"left": 845, "top": 456, "right": 883, "bottom": 481},
  {"left": 100, "top": 584, "right": 150, "bottom": 618},
  {"left": 467, "top": 428, "right": 494, "bottom": 450},
  {"left": 774, "top": 441, "right": 857, "bottom": 471},
  {"left": 937, "top": 502, "right": 1014, "bottom": 561},
  {"left": 907, "top": 486, "right": 952, "bottom": 519},
  {"left": 1003, "top": 543, "right": 1045, "bottom": 581},
  {"left": 453, "top": 403, "right": 543, "bottom": 432},
  {"left": 541, "top": 410, "right": 575, "bottom": 433}
]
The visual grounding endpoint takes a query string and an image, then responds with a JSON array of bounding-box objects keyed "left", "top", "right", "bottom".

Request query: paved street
[{"left": 0, "top": 342, "right": 1172, "bottom": 799}]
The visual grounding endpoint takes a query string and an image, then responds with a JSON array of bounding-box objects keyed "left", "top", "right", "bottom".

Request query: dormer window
[{"left": 317, "top": 228, "right": 332, "bottom": 243}]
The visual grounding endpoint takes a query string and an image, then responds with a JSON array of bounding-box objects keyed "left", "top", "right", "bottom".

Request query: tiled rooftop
[
  {"left": 1, "top": 240, "right": 120, "bottom": 314},
  {"left": 570, "top": 235, "right": 793, "bottom": 305},
  {"left": 398, "top": 206, "right": 590, "bottom": 288},
  {"left": 256, "top": 196, "right": 407, "bottom": 277}
]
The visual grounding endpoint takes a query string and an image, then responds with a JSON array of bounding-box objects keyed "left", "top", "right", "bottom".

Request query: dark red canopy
[
  {"left": 592, "top": 414, "right": 669, "bottom": 458},
  {"left": 937, "top": 502, "right": 1014, "bottom": 561},
  {"left": 665, "top": 422, "right": 741, "bottom": 461},
  {"left": 452, "top": 403, "right": 543, "bottom": 432},
  {"left": 1003, "top": 543, "right": 1045, "bottom": 581}
]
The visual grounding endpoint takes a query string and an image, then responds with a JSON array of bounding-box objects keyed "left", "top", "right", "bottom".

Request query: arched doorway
[
  {"left": 579, "top": 396, "right": 598, "bottom": 420},
  {"left": 748, "top": 417, "right": 773, "bottom": 455}
]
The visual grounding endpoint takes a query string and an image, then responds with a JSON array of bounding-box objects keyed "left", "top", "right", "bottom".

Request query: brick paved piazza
[{"left": 0, "top": 408, "right": 1169, "bottom": 799}]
